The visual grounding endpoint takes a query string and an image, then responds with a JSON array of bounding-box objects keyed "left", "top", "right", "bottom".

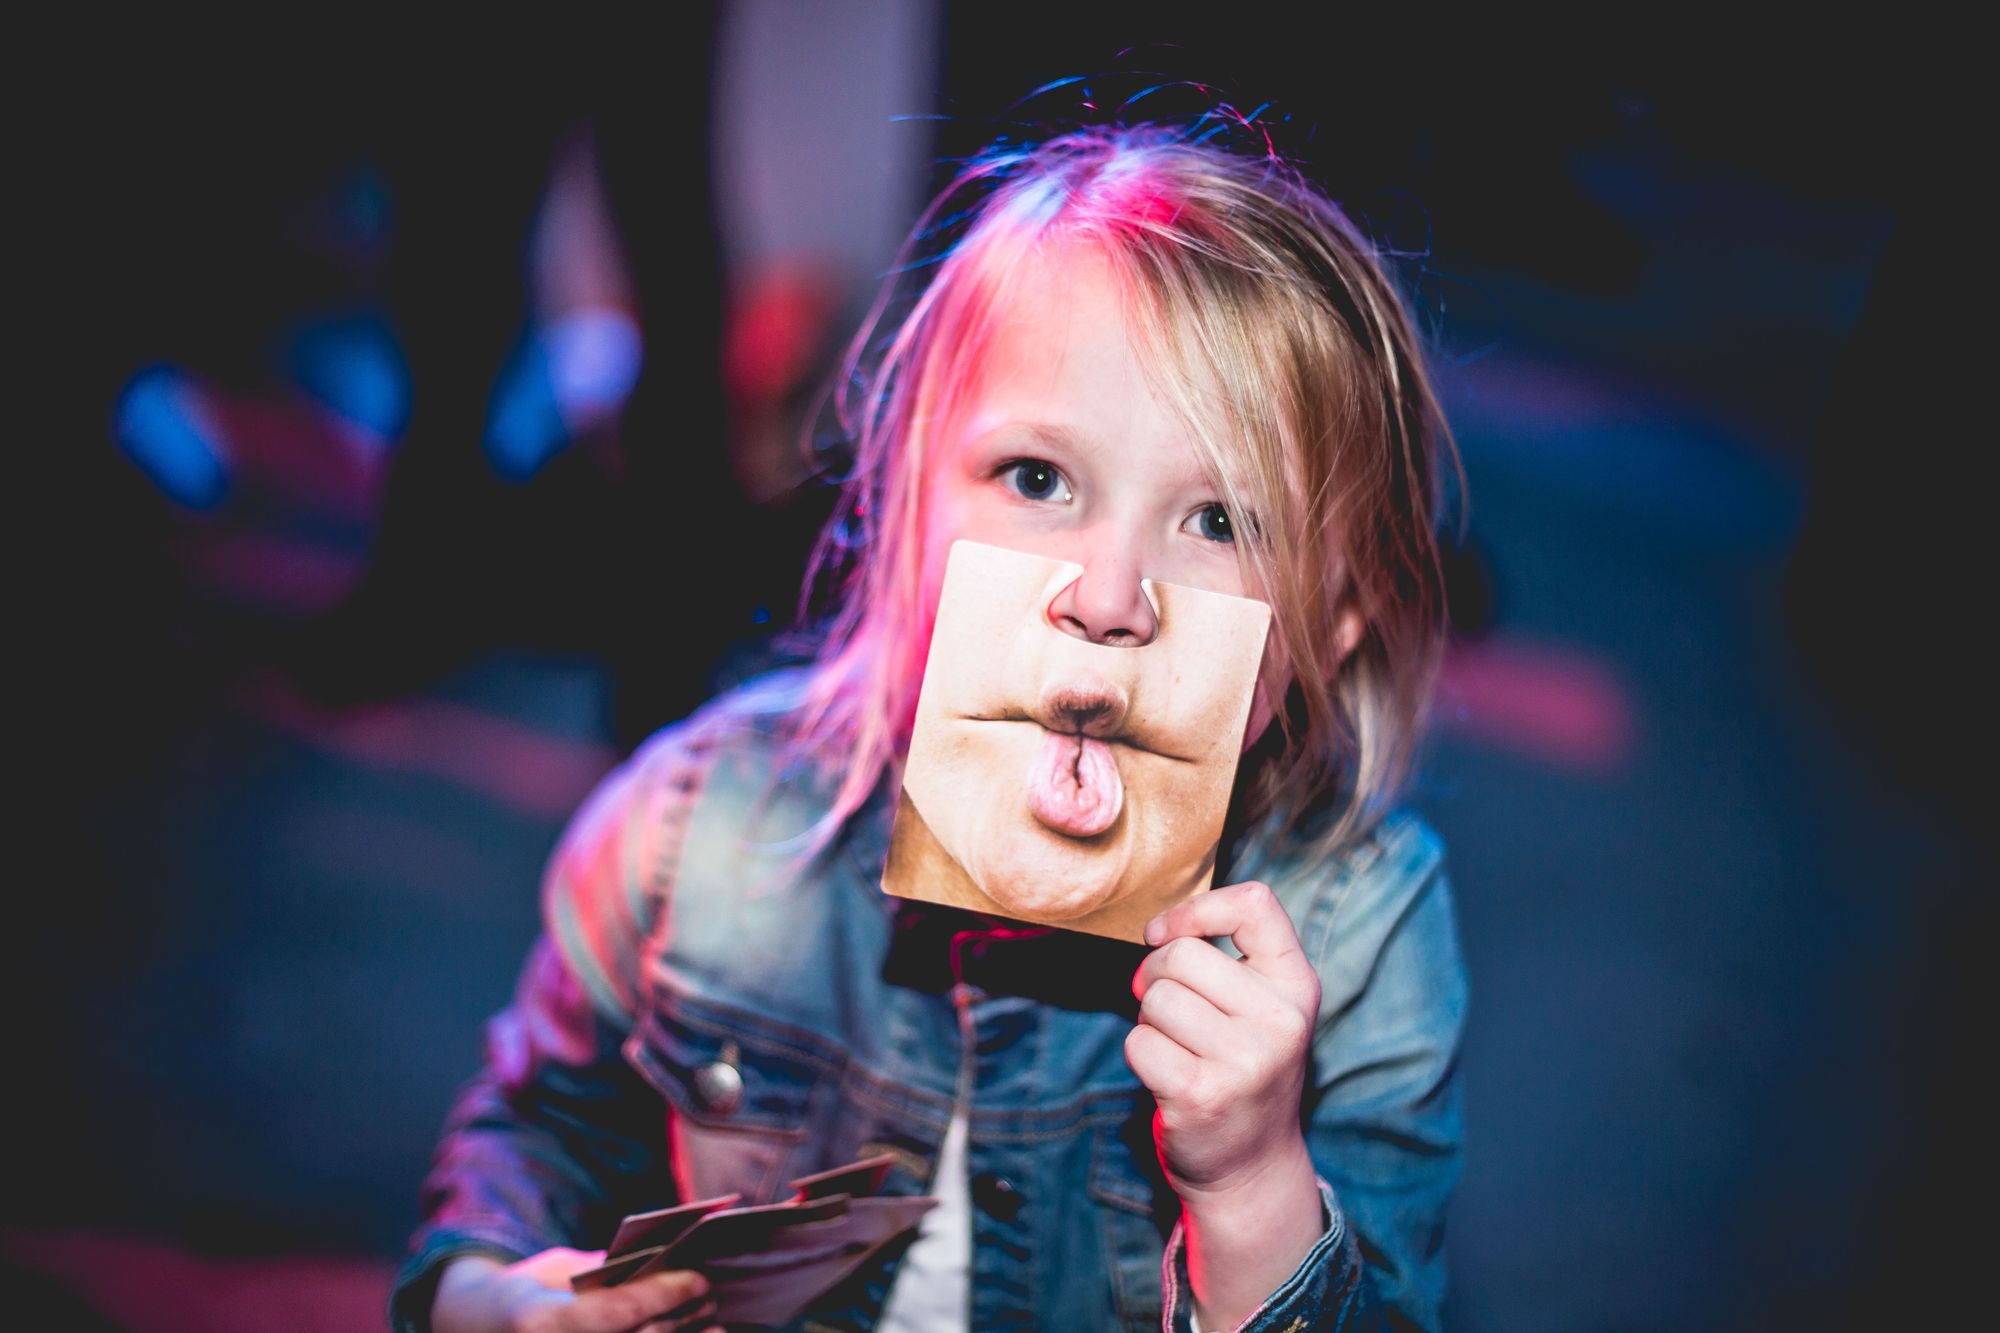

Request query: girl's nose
[{"left": 1047, "top": 553, "right": 1159, "bottom": 646}]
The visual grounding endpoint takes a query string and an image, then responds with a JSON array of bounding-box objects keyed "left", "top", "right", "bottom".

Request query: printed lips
[{"left": 1026, "top": 727, "right": 1124, "bottom": 837}]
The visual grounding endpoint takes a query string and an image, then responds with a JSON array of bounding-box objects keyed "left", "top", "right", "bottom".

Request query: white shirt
[{"left": 875, "top": 1105, "right": 971, "bottom": 1331}]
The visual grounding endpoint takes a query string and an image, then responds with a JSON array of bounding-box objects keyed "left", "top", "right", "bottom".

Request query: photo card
[{"left": 884, "top": 541, "right": 1272, "bottom": 942}]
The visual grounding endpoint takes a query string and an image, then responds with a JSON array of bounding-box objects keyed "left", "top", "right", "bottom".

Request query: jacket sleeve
[
  {"left": 387, "top": 726, "right": 710, "bottom": 1332},
  {"left": 1163, "top": 819, "right": 1469, "bottom": 1333}
]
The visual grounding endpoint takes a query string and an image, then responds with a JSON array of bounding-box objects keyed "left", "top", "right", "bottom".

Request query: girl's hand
[
  {"left": 432, "top": 1249, "right": 719, "bottom": 1333},
  {"left": 1128, "top": 879, "right": 1320, "bottom": 1196},
  {"left": 1127, "top": 880, "right": 1328, "bottom": 1329}
]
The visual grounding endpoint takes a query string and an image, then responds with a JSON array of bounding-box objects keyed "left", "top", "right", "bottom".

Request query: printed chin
[{"left": 966, "top": 819, "right": 1133, "bottom": 921}]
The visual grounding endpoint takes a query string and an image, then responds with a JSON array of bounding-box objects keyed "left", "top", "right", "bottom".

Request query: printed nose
[{"left": 1047, "top": 555, "right": 1159, "bottom": 647}]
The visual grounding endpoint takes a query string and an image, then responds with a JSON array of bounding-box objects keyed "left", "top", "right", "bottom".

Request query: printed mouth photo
[
  {"left": 1025, "top": 722, "right": 1123, "bottom": 838},
  {"left": 886, "top": 540, "right": 1271, "bottom": 941},
  {"left": 962, "top": 676, "right": 1196, "bottom": 841}
]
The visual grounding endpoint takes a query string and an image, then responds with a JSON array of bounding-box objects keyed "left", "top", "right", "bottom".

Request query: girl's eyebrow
[{"left": 968, "top": 419, "right": 1094, "bottom": 457}]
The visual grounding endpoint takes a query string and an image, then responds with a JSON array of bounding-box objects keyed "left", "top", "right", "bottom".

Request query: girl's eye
[
  {"left": 1003, "top": 459, "right": 1072, "bottom": 504},
  {"left": 1188, "top": 503, "right": 1234, "bottom": 544}
]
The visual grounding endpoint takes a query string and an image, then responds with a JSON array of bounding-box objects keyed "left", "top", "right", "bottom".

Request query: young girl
[{"left": 394, "top": 119, "right": 1466, "bottom": 1333}]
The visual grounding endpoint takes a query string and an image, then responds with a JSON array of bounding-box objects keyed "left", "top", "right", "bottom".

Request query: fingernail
[
  {"left": 1143, "top": 917, "right": 1164, "bottom": 946},
  {"left": 689, "top": 1275, "right": 711, "bottom": 1297}
]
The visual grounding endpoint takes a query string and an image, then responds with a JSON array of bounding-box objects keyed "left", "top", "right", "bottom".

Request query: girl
[{"left": 395, "top": 118, "right": 1467, "bottom": 1333}]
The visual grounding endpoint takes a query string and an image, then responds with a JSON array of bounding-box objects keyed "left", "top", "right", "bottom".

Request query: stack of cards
[{"left": 570, "top": 1154, "right": 938, "bottom": 1327}]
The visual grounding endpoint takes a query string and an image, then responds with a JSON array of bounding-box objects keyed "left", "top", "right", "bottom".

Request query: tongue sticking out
[{"left": 1027, "top": 729, "right": 1124, "bottom": 838}]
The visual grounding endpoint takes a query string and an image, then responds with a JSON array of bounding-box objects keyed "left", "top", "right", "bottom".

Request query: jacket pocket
[
  {"left": 626, "top": 993, "right": 839, "bottom": 1207},
  {"left": 1089, "top": 1104, "right": 1174, "bottom": 1331}
]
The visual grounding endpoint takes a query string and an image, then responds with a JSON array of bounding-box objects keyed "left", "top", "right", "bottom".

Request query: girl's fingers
[
  {"left": 628, "top": 1264, "right": 716, "bottom": 1312},
  {"left": 1144, "top": 881, "right": 1316, "bottom": 1002},
  {"left": 1124, "top": 1019, "right": 1199, "bottom": 1095},
  {"left": 635, "top": 1298, "right": 719, "bottom": 1332},
  {"left": 1134, "top": 934, "right": 1260, "bottom": 1016},
  {"left": 569, "top": 1269, "right": 711, "bottom": 1333},
  {"left": 1135, "top": 976, "right": 1233, "bottom": 1061},
  {"left": 511, "top": 1246, "right": 608, "bottom": 1289}
]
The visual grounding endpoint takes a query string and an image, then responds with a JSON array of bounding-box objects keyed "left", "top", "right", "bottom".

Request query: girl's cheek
[{"left": 921, "top": 483, "right": 1045, "bottom": 574}]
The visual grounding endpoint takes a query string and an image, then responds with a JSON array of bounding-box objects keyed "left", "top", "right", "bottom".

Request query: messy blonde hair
[{"left": 785, "top": 121, "right": 1459, "bottom": 863}]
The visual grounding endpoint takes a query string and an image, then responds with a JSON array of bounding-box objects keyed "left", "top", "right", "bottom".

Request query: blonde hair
[{"left": 784, "top": 122, "right": 1460, "bottom": 863}]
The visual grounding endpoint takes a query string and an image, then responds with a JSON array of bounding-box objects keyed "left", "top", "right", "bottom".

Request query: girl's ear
[{"left": 1333, "top": 601, "right": 1366, "bottom": 666}]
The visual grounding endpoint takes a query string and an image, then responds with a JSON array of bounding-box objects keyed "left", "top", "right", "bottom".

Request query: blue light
[
  {"left": 114, "top": 366, "right": 230, "bottom": 509},
  {"left": 483, "top": 337, "right": 566, "bottom": 482},
  {"left": 484, "top": 310, "right": 643, "bottom": 482},
  {"left": 544, "top": 309, "right": 642, "bottom": 421},
  {"left": 287, "top": 312, "right": 410, "bottom": 444}
]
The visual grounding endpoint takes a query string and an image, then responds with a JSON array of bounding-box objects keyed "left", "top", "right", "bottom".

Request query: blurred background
[{"left": 16, "top": 8, "right": 1980, "bottom": 1330}]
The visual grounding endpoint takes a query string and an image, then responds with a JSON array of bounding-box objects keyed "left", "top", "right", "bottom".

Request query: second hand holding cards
[{"left": 570, "top": 1154, "right": 937, "bottom": 1327}]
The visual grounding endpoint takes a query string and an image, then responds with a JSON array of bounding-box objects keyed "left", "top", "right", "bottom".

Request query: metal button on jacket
[
  {"left": 972, "top": 1171, "right": 1023, "bottom": 1222},
  {"left": 693, "top": 1042, "right": 744, "bottom": 1116}
]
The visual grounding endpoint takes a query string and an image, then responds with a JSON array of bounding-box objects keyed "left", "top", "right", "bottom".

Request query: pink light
[
  {"left": 204, "top": 390, "right": 391, "bottom": 522},
  {"left": 1437, "top": 637, "right": 1637, "bottom": 773},
  {"left": 2, "top": 1229, "right": 393, "bottom": 1333},
  {"left": 176, "top": 530, "right": 365, "bottom": 615},
  {"left": 1096, "top": 167, "right": 1185, "bottom": 233},
  {"left": 241, "top": 678, "right": 619, "bottom": 818}
]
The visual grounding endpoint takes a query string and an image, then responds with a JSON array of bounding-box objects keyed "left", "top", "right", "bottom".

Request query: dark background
[{"left": 16, "top": 9, "right": 1979, "bottom": 1330}]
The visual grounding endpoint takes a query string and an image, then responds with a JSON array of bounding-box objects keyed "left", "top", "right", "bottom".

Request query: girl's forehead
[
  {"left": 961, "top": 269, "right": 1159, "bottom": 426},
  {"left": 992, "top": 238, "right": 1122, "bottom": 327},
  {"left": 959, "top": 232, "right": 1226, "bottom": 427},
  {"left": 935, "top": 234, "right": 1234, "bottom": 491},
  {"left": 963, "top": 243, "right": 1139, "bottom": 394}
]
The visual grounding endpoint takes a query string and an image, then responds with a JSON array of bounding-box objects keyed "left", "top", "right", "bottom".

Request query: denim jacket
[{"left": 391, "top": 675, "right": 1466, "bottom": 1332}]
